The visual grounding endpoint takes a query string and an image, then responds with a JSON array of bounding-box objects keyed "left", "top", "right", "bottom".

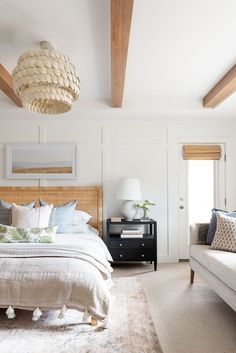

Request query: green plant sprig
[{"left": 136, "top": 200, "right": 156, "bottom": 210}]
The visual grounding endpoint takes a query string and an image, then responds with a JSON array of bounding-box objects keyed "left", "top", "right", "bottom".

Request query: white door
[{"left": 178, "top": 143, "right": 226, "bottom": 259}]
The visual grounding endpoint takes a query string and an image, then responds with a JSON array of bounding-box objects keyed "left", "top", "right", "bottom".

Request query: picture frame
[{"left": 6, "top": 144, "right": 77, "bottom": 179}]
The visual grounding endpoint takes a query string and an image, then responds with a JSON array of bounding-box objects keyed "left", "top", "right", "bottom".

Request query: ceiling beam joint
[{"left": 203, "top": 64, "right": 236, "bottom": 108}]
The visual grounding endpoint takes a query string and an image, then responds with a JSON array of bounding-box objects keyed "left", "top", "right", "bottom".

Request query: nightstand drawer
[
  {"left": 110, "top": 248, "right": 153, "bottom": 261},
  {"left": 110, "top": 239, "right": 153, "bottom": 249}
]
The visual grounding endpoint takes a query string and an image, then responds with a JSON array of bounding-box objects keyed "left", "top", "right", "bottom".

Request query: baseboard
[{"left": 158, "top": 255, "right": 179, "bottom": 263}]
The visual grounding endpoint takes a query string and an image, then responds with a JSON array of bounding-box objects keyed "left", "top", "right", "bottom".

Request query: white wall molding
[{"left": 0, "top": 120, "right": 235, "bottom": 263}]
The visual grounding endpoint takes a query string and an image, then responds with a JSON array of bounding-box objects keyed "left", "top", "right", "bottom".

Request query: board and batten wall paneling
[
  {"left": 42, "top": 124, "right": 103, "bottom": 186},
  {"left": 1, "top": 119, "right": 234, "bottom": 263},
  {"left": 169, "top": 123, "right": 231, "bottom": 139},
  {"left": 106, "top": 145, "right": 169, "bottom": 260},
  {"left": 45, "top": 123, "right": 102, "bottom": 144},
  {"left": 107, "top": 123, "right": 168, "bottom": 144},
  {"left": 0, "top": 122, "right": 40, "bottom": 186},
  {"left": 0, "top": 123, "right": 40, "bottom": 143}
]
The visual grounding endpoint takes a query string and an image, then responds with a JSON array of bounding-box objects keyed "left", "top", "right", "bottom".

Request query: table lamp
[{"left": 116, "top": 178, "right": 142, "bottom": 221}]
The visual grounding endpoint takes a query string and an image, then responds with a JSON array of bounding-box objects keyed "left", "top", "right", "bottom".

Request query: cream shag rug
[{"left": 0, "top": 277, "right": 163, "bottom": 353}]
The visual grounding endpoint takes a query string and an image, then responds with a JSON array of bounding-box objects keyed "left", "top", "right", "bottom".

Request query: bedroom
[{"left": 0, "top": 1, "right": 235, "bottom": 353}]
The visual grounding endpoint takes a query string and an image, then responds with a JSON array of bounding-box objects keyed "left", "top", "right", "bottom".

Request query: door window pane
[{"left": 188, "top": 160, "right": 214, "bottom": 225}]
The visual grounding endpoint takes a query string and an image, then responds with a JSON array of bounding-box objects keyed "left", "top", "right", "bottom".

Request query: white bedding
[{"left": 0, "top": 233, "right": 113, "bottom": 320}]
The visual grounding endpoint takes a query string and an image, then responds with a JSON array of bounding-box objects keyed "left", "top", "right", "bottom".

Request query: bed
[{"left": 0, "top": 186, "right": 113, "bottom": 327}]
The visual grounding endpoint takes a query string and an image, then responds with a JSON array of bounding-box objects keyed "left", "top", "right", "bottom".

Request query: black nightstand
[{"left": 106, "top": 218, "right": 157, "bottom": 271}]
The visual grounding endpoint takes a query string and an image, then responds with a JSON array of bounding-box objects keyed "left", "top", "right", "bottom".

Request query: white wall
[{"left": 0, "top": 112, "right": 236, "bottom": 263}]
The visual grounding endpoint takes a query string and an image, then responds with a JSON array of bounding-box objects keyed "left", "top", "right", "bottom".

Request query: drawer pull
[
  {"left": 142, "top": 243, "right": 145, "bottom": 247},
  {"left": 120, "top": 254, "right": 123, "bottom": 258},
  {"left": 142, "top": 254, "right": 145, "bottom": 257},
  {"left": 119, "top": 243, "right": 123, "bottom": 247}
]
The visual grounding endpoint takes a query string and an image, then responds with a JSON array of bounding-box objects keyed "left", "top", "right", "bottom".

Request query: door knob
[{"left": 179, "top": 205, "right": 184, "bottom": 209}]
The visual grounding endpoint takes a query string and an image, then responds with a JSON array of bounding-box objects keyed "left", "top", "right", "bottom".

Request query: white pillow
[
  {"left": 71, "top": 224, "right": 99, "bottom": 236},
  {"left": 12, "top": 203, "right": 53, "bottom": 228},
  {"left": 73, "top": 210, "right": 92, "bottom": 225}
]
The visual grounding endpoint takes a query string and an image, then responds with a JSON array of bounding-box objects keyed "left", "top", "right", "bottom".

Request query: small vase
[{"left": 141, "top": 209, "right": 149, "bottom": 220}]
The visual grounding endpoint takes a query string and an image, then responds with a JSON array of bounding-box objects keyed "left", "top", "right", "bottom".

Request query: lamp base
[{"left": 120, "top": 200, "right": 137, "bottom": 221}]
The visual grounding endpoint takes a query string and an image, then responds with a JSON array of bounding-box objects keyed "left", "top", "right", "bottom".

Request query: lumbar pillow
[
  {"left": 11, "top": 203, "right": 53, "bottom": 228},
  {"left": 0, "top": 199, "right": 36, "bottom": 226},
  {"left": 72, "top": 210, "right": 92, "bottom": 225},
  {"left": 211, "top": 212, "right": 236, "bottom": 253},
  {"left": 40, "top": 199, "right": 77, "bottom": 233},
  {"left": 0, "top": 224, "right": 57, "bottom": 243},
  {"left": 206, "top": 208, "right": 236, "bottom": 245}
]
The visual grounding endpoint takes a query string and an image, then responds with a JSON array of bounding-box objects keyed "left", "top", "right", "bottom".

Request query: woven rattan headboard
[{"left": 0, "top": 186, "right": 103, "bottom": 234}]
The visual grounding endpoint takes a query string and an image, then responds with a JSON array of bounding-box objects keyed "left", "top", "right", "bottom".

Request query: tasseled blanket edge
[{"left": 3, "top": 305, "right": 110, "bottom": 328}]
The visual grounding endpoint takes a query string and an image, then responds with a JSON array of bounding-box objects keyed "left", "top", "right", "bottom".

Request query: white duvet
[{"left": 0, "top": 233, "right": 113, "bottom": 320}]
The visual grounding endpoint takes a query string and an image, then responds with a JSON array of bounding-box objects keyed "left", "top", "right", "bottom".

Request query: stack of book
[
  {"left": 120, "top": 229, "right": 143, "bottom": 238},
  {"left": 111, "top": 217, "right": 122, "bottom": 222}
]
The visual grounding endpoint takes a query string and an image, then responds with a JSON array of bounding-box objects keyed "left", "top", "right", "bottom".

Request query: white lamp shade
[{"left": 116, "top": 178, "right": 142, "bottom": 201}]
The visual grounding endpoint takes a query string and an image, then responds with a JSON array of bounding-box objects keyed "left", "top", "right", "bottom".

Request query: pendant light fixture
[{"left": 12, "top": 41, "right": 80, "bottom": 114}]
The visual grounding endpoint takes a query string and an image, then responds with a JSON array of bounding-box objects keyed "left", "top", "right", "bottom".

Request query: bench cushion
[{"left": 191, "top": 245, "right": 236, "bottom": 292}]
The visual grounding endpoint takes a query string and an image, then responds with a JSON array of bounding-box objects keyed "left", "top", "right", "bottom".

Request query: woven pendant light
[{"left": 12, "top": 41, "right": 80, "bottom": 114}]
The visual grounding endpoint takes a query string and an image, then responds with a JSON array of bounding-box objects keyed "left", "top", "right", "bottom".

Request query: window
[{"left": 188, "top": 160, "right": 214, "bottom": 225}]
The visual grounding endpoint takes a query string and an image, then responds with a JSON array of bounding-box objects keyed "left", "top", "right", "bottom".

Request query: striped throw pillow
[{"left": 40, "top": 199, "right": 77, "bottom": 233}]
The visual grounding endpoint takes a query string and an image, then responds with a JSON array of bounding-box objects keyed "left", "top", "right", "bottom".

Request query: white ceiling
[
  {"left": 0, "top": 0, "right": 110, "bottom": 100},
  {"left": 0, "top": 0, "right": 236, "bottom": 112}
]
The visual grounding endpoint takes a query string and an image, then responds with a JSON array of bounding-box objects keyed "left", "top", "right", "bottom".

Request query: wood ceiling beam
[
  {"left": 111, "top": 0, "right": 134, "bottom": 107},
  {"left": 0, "top": 63, "right": 22, "bottom": 107},
  {"left": 203, "top": 64, "right": 236, "bottom": 108}
]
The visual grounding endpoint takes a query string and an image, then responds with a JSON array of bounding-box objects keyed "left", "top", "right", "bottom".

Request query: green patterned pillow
[{"left": 0, "top": 224, "right": 57, "bottom": 243}]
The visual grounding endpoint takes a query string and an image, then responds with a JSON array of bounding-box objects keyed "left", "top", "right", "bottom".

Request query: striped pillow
[
  {"left": 0, "top": 200, "right": 36, "bottom": 226},
  {"left": 40, "top": 199, "right": 77, "bottom": 233}
]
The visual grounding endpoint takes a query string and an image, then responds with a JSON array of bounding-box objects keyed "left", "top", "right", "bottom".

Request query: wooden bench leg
[
  {"left": 91, "top": 316, "right": 98, "bottom": 326},
  {"left": 190, "top": 269, "right": 195, "bottom": 284}
]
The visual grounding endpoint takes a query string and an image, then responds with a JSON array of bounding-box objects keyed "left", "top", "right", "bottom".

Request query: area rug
[{"left": 0, "top": 277, "right": 163, "bottom": 353}]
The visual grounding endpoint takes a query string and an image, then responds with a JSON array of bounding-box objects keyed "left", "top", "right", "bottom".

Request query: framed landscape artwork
[{"left": 6, "top": 144, "right": 77, "bottom": 179}]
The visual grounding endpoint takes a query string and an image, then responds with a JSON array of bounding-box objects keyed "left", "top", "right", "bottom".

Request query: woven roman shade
[{"left": 183, "top": 145, "right": 222, "bottom": 160}]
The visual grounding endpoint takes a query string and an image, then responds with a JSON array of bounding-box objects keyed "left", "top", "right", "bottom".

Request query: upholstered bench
[{"left": 190, "top": 223, "right": 236, "bottom": 311}]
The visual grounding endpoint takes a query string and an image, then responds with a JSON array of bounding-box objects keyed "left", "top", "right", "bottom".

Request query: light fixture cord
[{"left": 40, "top": 41, "right": 54, "bottom": 50}]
